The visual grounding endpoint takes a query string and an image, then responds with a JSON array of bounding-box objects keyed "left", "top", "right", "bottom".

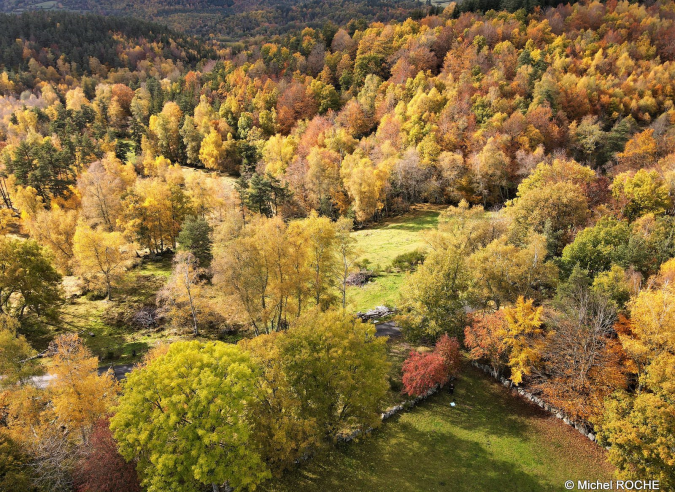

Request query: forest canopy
[{"left": 1, "top": 1, "right": 675, "bottom": 490}]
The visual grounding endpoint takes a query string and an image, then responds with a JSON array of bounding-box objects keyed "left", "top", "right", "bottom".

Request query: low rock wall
[{"left": 470, "top": 361, "right": 598, "bottom": 443}]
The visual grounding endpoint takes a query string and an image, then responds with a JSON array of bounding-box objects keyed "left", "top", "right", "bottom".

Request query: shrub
[
  {"left": 391, "top": 249, "right": 427, "bottom": 271},
  {"left": 402, "top": 351, "right": 449, "bottom": 397},
  {"left": 401, "top": 334, "right": 461, "bottom": 397},
  {"left": 435, "top": 334, "right": 461, "bottom": 376}
]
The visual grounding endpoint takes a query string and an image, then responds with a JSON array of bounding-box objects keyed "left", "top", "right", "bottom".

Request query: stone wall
[
  {"left": 470, "top": 361, "right": 598, "bottom": 443},
  {"left": 338, "top": 384, "right": 442, "bottom": 443}
]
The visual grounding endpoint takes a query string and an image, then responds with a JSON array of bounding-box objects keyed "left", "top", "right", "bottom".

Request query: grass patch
[
  {"left": 351, "top": 205, "right": 443, "bottom": 269},
  {"left": 35, "top": 258, "right": 176, "bottom": 363},
  {"left": 346, "top": 272, "right": 406, "bottom": 313},
  {"left": 347, "top": 205, "right": 444, "bottom": 311},
  {"left": 260, "top": 364, "right": 614, "bottom": 492}
]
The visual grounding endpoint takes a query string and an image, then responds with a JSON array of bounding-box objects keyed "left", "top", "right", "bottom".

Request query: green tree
[
  {"left": 177, "top": 216, "right": 212, "bottom": 267},
  {"left": 278, "top": 309, "right": 390, "bottom": 438},
  {"left": 0, "top": 237, "right": 62, "bottom": 323},
  {"left": 240, "top": 333, "right": 320, "bottom": 475},
  {"left": 560, "top": 217, "right": 648, "bottom": 277},
  {"left": 110, "top": 341, "right": 270, "bottom": 492}
]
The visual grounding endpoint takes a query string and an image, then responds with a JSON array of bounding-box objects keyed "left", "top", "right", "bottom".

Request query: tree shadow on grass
[
  {"left": 269, "top": 419, "right": 550, "bottom": 492},
  {"left": 380, "top": 212, "right": 441, "bottom": 232},
  {"left": 418, "top": 367, "right": 533, "bottom": 440}
]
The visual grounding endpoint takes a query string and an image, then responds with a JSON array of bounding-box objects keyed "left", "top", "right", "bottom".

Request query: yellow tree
[
  {"left": 0, "top": 314, "right": 42, "bottom": 386},
  {"left": 199, "top": 128, "right": 226, "bottom": 170},
  {"left": 157, "top": 251, "right": 204, "bottom": 336},
  {"left": 240, "top": 333, "right": 319, "bottom": 474},
  {"left": 48, "top": 333, "right": 118, "bottom": 443},
  {"left": 213, "top": 216, "right": 302, "bottom": 334},
  {"left": 25, "top": 205, "right": 78, "bottom": 275},
  {"left": 340, "top": 152, "right": 389, "bottom": 221},
  {"left": 78, "top": 154, "right": 136, "bottom": 231},
  {"left": 306, "top": 147, "right": 341, "bottom": 214},
  {"left": 149, "top": 101, "right": 183, "bottom": 162},
  {"left": 616, "top": 129, "right": 658, "bottom": 170},
  {"left": 73, "top": 223, "right": 133, "bottom": 300},
  {"left": 262, "top": 134, "right": 297, "bottom": 177},
  {"left": 600, "top": 260, "right": 675, "bottom": 488},
  {"left": 300, "top": 212, "right": 339, "bottom": 308},
  {"left": 121, "top": 175, "right": 192, "bottom": 253},
  {"left": 503, "top": 296, "right": 544, "bottom": 385},
  {"left": 184, "top": 172, "right": 227, "bottom": 218}
]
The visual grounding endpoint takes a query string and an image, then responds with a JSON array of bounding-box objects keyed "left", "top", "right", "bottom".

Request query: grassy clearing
[
  {"left": 261, "top": 364, "right": 614, "bottom": 492},
  {"left": 346, "top": 272, "right": 407, "bottom": 313},
  {"left": 49, "top": 258, "right": 175, "bottom": 364},
  {"left": 347, "top": 205, "right": 444, "bottom": 311}
]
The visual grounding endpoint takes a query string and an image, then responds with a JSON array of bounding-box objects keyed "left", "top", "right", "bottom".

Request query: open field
[
  {"left": 261, "top": 364, "right": 614, "bottom": 492},
  {"left": 347, "top": 205, "right": 444, "bottom": 312}
]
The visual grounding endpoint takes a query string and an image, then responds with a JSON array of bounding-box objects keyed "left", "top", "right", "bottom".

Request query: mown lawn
[
  {"left": 261, "top": 365, "right": 613, "bottom": 492},
  {"left": 347, "top": 205, "right": 444, "bottom": 312}
]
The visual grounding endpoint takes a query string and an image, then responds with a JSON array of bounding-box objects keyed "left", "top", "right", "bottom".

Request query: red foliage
[
  {"left": 464, "top": 311, "right": 507, "bottom": 374},
  {"left": 75, "top": 418, "right": 141, "bottom": 492},
  {"left": 435, "top": 334, "right": 461, "bottom": 377},
  {"left": 402, "top": 351, "right": 449, "bottom": 397},
  {"left": 402, "top": 335, "right": 463, "bottom": 397}
]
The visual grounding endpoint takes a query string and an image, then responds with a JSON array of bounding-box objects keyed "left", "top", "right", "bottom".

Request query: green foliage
[
  {"left": 391, "top": 249, "right": 426, "bottom": 272},
  {"left": 592, "top": 265, "right": 631, "bottom": 310},
  {"left": 236, "top": 173, "right": 293, "bottom": 218},
  {"left": 398, "top": 244, "right": 470, "bottom": 341},
  {"left": 4, "top": 140, "right": 75, "bottom": 201},
  {"left": 560, "top": 217, "right": 646, "bottom": 277},
  {"left": 110, "top": 341, "right": 271, "bottom": 492},
  {"left": 0, "top": 12, "right": 212, "bottom": 79},
  {"left": 0, "top": 433, "right": 36, "bottom": 492},
  {"left": 0, "top": 237, "right": 62, "bottom": 324},
  {"left": 177, "top": 215, "right": 213, "bottom": 266},
  {"left": 278, "top": 309, "right": 390, "bottom": 437}
]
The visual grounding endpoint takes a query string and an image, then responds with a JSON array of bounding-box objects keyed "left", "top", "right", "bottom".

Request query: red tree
[
  {"left": 464, "top": 311, "right": 507, "bottom": 375},
  {"left": 435, "top": 334, "right": 461, "bottom": 377},
  {"left": 75, "top": 418, "right": 141, "bottom": 492},
  {"left": 402, "top": 335, "right": 463, "bottom": 397},
  {"left": 402, "top": 351, "right": 449, "bottom": 397}
]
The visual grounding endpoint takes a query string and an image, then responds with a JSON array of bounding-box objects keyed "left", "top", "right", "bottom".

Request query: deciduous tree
[
  {"left": 73, "top": 224, "right": 133, "bottom": 300},
  {"left": 111, "top": 341, "right": 270, "bottom": 492}
]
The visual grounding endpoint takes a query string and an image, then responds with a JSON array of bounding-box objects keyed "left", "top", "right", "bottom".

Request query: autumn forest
[{"left": 0, "top": 1, "right": 674, "bottom": 491}]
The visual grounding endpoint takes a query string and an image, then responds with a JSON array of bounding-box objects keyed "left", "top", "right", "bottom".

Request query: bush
[
  {"left": 391, "top": 249, "right": 427, "bottom": 272},
  {"left": 401, "top": 334, "right": 461, "bottom": 397},
  {"left": 402, "top": 351, "right": 449, "bottom": 397}
]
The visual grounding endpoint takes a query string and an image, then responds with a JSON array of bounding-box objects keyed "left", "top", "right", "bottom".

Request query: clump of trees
[{"left": 111, "top": 310, "right": 389, "bottom": 491}]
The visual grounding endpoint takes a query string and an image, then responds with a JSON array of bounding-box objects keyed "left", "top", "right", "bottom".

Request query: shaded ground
[
  {"left": 260, "top": 365, "right": 613, "bottom": 492},
  {"left": 374, "top": 321, "right": 401, "bottom": 338}
]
